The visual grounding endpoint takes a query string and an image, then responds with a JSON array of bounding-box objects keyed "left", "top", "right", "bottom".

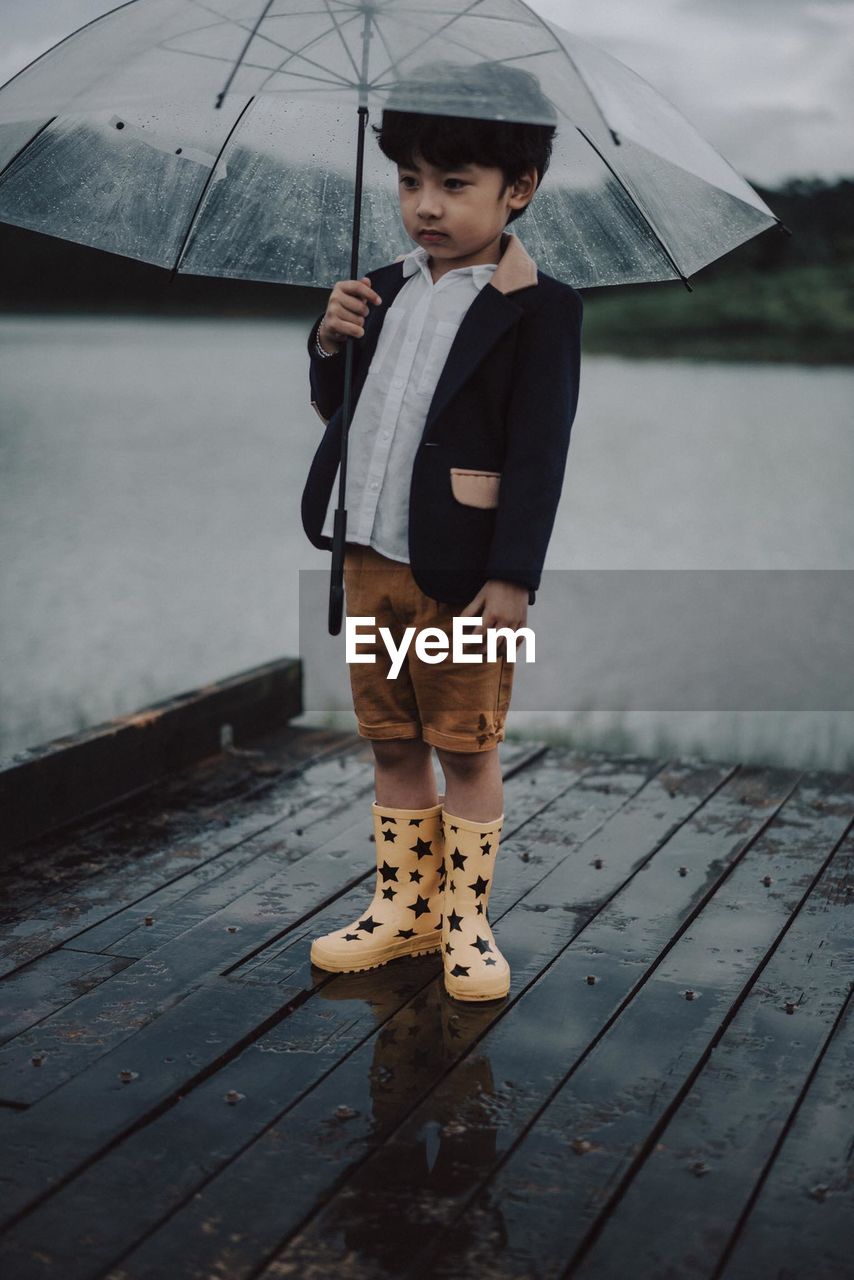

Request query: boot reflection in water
[
  {"left": 310, "top": 800, "right": 445, "bottom": 973},
  {"left": 311, "top": 976, "right": 507, "bottom": 1274}
]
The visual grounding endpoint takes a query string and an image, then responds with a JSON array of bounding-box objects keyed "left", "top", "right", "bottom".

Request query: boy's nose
[{"left": 416, "top": 195, "right": 442, "bottom": 218}]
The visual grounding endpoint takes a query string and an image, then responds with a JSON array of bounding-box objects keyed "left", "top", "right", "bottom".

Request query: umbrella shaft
[{"left": 336, "top": 104, "right": 369, "bottom": 530}]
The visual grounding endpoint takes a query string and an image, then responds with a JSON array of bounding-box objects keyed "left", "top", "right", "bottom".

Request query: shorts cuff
[
  {"left": 357, "top": 720, "right": 421, "bottom": 741},
  {"left": 421, "top": 726, "right": 505, "bottom": 752}
]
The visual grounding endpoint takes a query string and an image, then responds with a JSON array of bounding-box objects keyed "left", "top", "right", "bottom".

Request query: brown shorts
[{"left": 343, "top": 542, "right": 515, "bottom": 753}]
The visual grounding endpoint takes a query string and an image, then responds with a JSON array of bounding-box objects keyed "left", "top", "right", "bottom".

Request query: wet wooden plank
[
  {"left": 22, "top": 760, "right": 743, "bottom": 1280},
  {"left": 410, "top": 770, "right": 853, "bottom": 1280},
  {"left": 0, "top": 730, "right": 410, "bottom": 975},
  {"left": 0, "top": 741, "right": 542, "bottom": 1111},
  {"left": 0, "top": 951, "right": 136, "bottom": 1050},
  {"left": 0, "top": 746, "right": 594, "bottom": 1230},
  {"left": 1, "top": 734, "right": 847, "bottom": 1280},
  {"left": 572, "top": 830, "right": 853, "bottom": 1279},
  {"left": 0, "top": 657, "right": 303, "bottom": 849},
  {"left": 0, "top": 725, "right": 357, "bottom": 972},
  {"left": 719, "top": 982, "right": 854, "bottom": 1280},
  {"left": 77, "top": 738, "right": 538, "bottom": 959},
  {"left": 69, "top": 749, "right": 388, "bottom": 957},
  {"left": 0, "top": 721, "right": 345, "bottom": 900}
]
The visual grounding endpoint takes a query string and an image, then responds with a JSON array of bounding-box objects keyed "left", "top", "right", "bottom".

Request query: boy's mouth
[{"left": 419, "top": 230, "right": 447, "bottom": 241}]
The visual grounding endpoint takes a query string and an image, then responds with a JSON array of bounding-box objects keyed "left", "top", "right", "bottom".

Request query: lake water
[{"left": 1, "top": 314, "right": 852, "bottom": 771}]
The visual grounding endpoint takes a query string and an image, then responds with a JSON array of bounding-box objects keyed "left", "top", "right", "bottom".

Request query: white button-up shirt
[{"left": 320, "top": 244, "right": 498, "bottom": 563}]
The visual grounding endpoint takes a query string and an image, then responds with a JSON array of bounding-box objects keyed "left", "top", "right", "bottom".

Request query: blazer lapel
[
  {"left": 423, "top": 289, "right": 522, "bottom": 438},
  {"left": 355, "top": 231, "right": 539, "bottom": 435},
  {"left": 423, "top": 230, "right": 539, "bottom": 438}
]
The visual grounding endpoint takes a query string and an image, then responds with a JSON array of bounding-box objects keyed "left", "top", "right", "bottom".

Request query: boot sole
[
  {"left": 443, "top": 975, "right": 511, "bottom": 1002},
  {"left": 310, "top": 934, "right": 442, "bottom": 974}
]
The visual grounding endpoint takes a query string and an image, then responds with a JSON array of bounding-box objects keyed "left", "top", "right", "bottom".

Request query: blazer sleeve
[
  {"left": 307, "top": 311, "right": 346, "bottom": 425},
  {"left": 483, "top": 287, "right": 583, "bottom": 595}
]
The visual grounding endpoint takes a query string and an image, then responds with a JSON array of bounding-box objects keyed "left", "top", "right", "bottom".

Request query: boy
[{"left": 301, "top": 64, "right": 583, "bottom": 1001}]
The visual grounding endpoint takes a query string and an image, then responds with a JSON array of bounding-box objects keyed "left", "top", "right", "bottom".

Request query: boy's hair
[{"left": 372, "top": 61, "right": 558, "bottom": 225}]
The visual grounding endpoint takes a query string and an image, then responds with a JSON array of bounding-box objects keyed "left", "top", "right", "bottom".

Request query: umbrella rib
[
  {"left": 576, "top": 124, "right": 693, "bottom": 291},
  {"left": 371, "top": 16, "right": 399, "bottom": 79},
  {"left": 169, "top": 94, "right": 257, "bottom": 279},
  {"left": 216, "top": 0, "right": 277, "bottom": 107},
  {"left": 0, "top": 116, "right": 57, "bottom": 183},
  {"left": 252, "top": 13, "right": 366, "bottom": 93},
  {"left": 367, "top": 6, "right": 564, "bottom": 105},
  {"left": 391, "top": 6, "right": 538, "bottom": 24},
  {"left": 369, "top": 15, "right": 523, "bottom": 92},
  {"left": 0, "top": 0, "right": 140, "bottom": 97},
  {"left": 369, "top": 43, "right": 561, "bottom": 95},
  {"left": 321, "top": 0, "right": 363, "bottom": 84},
  {"left": 367, "top": 0, "right": 489, "bottom": 87},
  {"left": 159, "top": 43, "right": 355, "bottom": 89},
  {"left": 189, "top": 0, "right": 359, "bottom": 91},
  {"left": 183, "top": 8, "right": 345, "bottom": 63},
  {"left": 519, "top": 4, "right": 620, "bottom": 146}
]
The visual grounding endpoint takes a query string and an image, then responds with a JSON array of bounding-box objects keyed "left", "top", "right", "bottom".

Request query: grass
[{"left": 580, "top": 261, "right": 854, "bottom": 364}]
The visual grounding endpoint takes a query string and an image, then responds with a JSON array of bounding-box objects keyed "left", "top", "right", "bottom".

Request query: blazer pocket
[{"left": 450, "top": 467, "right": 501, "bottom": 509}]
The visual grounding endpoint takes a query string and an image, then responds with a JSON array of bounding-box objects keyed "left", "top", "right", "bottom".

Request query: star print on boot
[
  {"left": 310, "top": 800, "right": 445, "bottom": 973},
  {"left": 440, "top": 808, "right": 510, "bottom": 1001}
]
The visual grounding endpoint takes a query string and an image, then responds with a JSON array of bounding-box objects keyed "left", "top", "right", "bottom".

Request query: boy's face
[{"left": 396, "top": 151, "right": 537, "bottom": 263}]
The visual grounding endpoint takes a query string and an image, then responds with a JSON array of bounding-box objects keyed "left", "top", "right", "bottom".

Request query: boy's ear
[{"left": 509, "top": 166, "right": 539, "bottom": 213}]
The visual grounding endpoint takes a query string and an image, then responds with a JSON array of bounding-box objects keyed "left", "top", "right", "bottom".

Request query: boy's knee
[
  {"left": 435, "top": 746, "right": 494, "bottom": 777},
  {"left": 372, "top": 737, "right": 431, "bottom": 768}
]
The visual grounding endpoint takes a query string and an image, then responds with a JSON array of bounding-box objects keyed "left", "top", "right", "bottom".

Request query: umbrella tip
[
  {"left": 215, "top": 92, "right": 224, "bottom": 110},
  {"left": 610, "top": 128, "right": 621, "bottom": 146},
  {"left": 776, "top": 220, "right": 793, "bottom": 237}
]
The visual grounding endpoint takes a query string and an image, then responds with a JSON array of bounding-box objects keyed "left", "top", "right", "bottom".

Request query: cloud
[{"left": 535, "top": 0, "right": 854, "bottom": 183}]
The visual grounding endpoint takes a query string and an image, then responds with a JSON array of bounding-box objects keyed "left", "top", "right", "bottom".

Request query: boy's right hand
[{"left": 317, "top": 276, "right": 383, "bottom": 354}]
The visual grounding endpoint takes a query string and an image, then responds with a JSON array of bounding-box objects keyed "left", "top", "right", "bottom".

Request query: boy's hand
[
  {"left": 458, "top": 580, "right": 529, "bottom": 656},
  {"left": 318, "top": 275, "right": 382, "bottom": 353}
]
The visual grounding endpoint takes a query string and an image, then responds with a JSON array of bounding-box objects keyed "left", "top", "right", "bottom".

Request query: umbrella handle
[{"left": 328, "top": 506, "right": 347, "bottom": 634}]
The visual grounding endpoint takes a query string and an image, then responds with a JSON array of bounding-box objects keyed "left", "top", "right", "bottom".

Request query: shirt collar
[{"left": 400, "top": 243, "right": 498, "bottom": 292}]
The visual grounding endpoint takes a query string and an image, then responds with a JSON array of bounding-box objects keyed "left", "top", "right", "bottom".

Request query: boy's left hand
[{"left": 458, "top": 580, "right": 529, "bottom": 655}]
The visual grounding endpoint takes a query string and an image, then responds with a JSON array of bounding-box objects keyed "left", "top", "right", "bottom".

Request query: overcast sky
[{"left": 0, "top": 0, "right": 851, "bottom": 187}]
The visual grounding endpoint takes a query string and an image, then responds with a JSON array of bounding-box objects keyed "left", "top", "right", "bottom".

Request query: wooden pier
[{"left": 0, "top": 661, "right": 851, "bottom": 1279}]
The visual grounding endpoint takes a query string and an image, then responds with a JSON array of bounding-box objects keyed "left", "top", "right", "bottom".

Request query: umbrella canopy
[{"left": 0, "top": 0, "right": 781, "bottom": 290}]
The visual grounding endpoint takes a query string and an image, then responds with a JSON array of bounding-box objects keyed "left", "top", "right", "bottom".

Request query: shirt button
[{"left": 391, "top": 376, "right": 404, "bottom": 389}]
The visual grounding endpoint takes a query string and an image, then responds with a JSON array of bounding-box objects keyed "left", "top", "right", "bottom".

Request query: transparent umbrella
[{"left": 0, "top": 0, "right": 786, "bottom": 631}]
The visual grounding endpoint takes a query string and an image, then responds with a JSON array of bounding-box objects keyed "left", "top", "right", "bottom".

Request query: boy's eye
[{"left": 398, "top": 176, "right": 467, "bottom": 189}]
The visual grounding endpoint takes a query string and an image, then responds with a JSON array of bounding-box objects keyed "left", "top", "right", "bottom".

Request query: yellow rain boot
[
  {"left": 310, "top": 800, "right": 445, "bottom": 973},
  {"left": 440, "top": 808, "right": 510, "bottom": 1001}
]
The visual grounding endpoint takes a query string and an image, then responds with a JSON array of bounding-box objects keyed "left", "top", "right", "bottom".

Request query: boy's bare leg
[
  {"left": 372, "top": 738, "right": 440, "bottom": 808},
  {"left": 434, "top": 746, "right": 503, "bottom": 822}
]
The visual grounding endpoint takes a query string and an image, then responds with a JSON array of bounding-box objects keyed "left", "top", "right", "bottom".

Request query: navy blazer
[{"left": 300, "top": 231, "right": 583, "bottom": 608}]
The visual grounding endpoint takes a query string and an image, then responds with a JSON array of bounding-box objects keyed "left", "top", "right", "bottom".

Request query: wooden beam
[{"left": 0, "top": 657, "right": 302, "bottom": 852}]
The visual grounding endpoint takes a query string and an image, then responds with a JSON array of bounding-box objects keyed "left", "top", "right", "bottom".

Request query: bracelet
[{"left": 314, "top": 325, "right": 341, "bottom": 359}]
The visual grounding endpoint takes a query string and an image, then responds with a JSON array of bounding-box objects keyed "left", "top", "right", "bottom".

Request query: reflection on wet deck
[{"left": 1, "top": 723, "right": 851, "bottom": 1279}]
